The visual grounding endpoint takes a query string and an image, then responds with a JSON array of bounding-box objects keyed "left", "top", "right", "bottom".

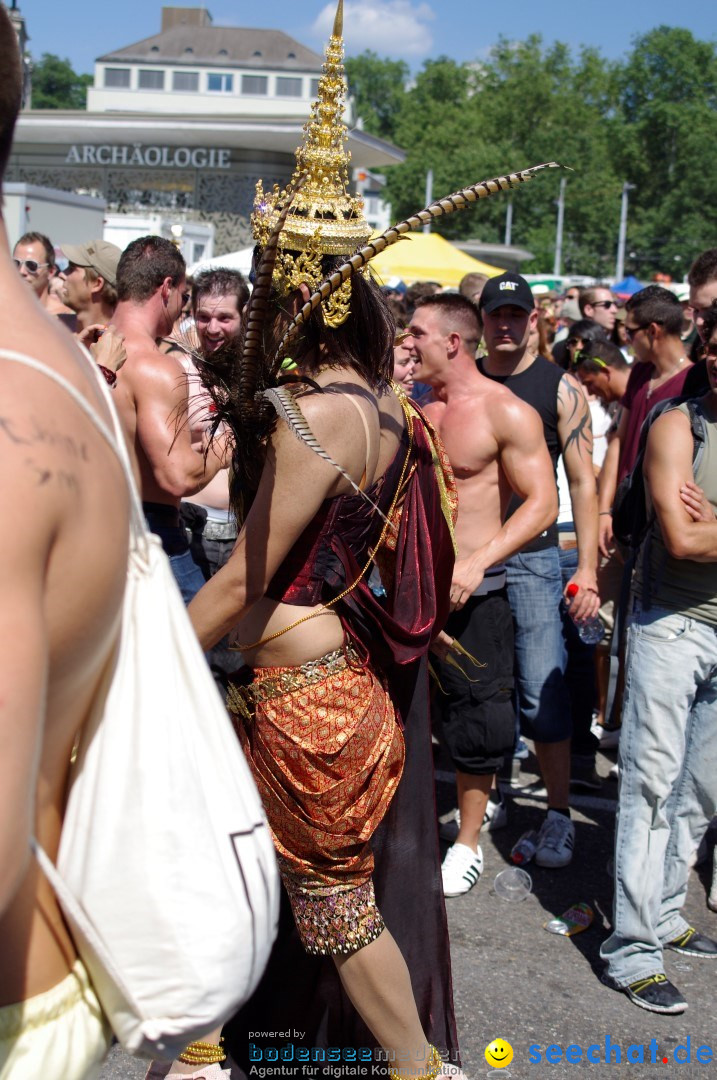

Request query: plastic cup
[{"left": 493, "top": 866, "right": 532, "bottom": 901}]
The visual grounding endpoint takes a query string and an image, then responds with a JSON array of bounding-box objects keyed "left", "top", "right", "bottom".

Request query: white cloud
[{"left": 311, "top": 1, "right": 435, "bottom": 59}]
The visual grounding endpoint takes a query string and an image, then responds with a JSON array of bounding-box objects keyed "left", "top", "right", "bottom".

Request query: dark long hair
[{"left": 252, "top": 248, "right": 396, "bottom": 387}]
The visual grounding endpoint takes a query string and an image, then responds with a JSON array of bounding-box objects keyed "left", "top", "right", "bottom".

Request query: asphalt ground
[{"left": 100, "top": 743, "right": 717, "bottom": 1080}]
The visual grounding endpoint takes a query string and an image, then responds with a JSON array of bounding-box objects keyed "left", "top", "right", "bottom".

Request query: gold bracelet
[
  {"left": 178, "top": 1037, "right": 226, "bottom": 1065},
  {"left": 388, "top": 1045, "right": 442, "bottom": 1080}
]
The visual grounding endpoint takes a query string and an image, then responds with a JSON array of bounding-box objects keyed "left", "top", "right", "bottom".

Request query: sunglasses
[
  {"left": 625, "top": 323, "right": 650, "bottom": 341},
  {"left": 13, "top": 258, "right": 49, "bottom": 275},
  {"left": 592, "top": 300, "right": 617, "bottom": 310}
]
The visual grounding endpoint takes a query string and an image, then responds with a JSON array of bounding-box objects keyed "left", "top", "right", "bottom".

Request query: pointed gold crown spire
[{"left": 251, "top": 0, "right": 371, "bottom": 319}]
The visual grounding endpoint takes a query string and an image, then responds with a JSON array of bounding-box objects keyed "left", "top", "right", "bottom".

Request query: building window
[
  {"left": 241, "top": 74, "right": 268, "bottom": 95},
  {"left": 310, "top": 78, "right": 320, "bottom": 96},
  {"left": 173, "top": 71, "right": 199, "bottom": 92},
  {"left": 208, "top": 72, "right": 234, "bottom": 92},
  {"left": 104, "top": 67, "right": 131, "bottom": 88},
  {"left": 138, "top": 69, "right": 165, "bottom": 90},
  {"left": 276, "top": 76, "right": 302, "bottom": 97}
]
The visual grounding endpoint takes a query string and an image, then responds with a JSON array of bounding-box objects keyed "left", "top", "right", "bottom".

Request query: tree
[
  {"left": 611, "top": 27, "right": 717, "bottom": 276},
  {"left": 31, "top": 54, "right": 92, "bottom": 110},
  {"left": 344, "top": 51, "right": 409, "bottom": 143}
]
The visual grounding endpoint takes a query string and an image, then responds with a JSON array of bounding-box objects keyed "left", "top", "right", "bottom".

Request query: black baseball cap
[{"left": 479, "top": 272, "right": 535, "bottom": 316}]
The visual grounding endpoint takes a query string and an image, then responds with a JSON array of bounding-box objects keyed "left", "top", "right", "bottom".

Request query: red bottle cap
[{"left": 566, "top": 583, "right": 579, "bottom": 598}]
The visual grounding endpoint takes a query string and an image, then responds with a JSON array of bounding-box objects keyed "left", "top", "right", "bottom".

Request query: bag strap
[
  {"left": 0, "top": 348, "right": 148, "bottom": 549},
  {"left": 30, "top": 838, "right": 147, "bottom": 1019}
]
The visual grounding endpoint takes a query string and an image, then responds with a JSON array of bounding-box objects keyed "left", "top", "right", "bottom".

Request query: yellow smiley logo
[{"left": 485, "top": 1039, "right": 514, "bottom": 1068}]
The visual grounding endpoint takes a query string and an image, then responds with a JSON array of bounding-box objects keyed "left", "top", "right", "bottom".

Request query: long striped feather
[
  {"left": 240, "top": 175, "right": 304, "bottom": 414},
  {"left": 263, "top": 385, "right": 391, "bottom": 526},
  {"left": 273, "top": 162, "right": 568, "bottom": 360}
]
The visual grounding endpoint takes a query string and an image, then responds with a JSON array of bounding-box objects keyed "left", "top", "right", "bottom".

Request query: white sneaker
[
  {"left": 441, "top": 843, "right": 484, "bottom": 896},
  {"left": 484, "top": 798, "right": 508, "bottom": 831},
  {"left": 590, "top": 720, "right": 621, "bottom": 751},
  {"left": 534, "top": 810, "right": 575, "bottom": 868}
]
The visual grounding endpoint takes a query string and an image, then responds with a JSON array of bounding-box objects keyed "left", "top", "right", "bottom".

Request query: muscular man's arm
[
  {"left": 558, "top": 372, "right": 600, "bottom": 620},
  {"left": 0, "top": 419, "right": 52, "bottom": 914},
  {"left": 133, "top": 354, "right": 229, "bottom": 498},
  {"left": 450, "top": 398, "right": 557, "bottom": 610},
  {"left": 646, "top": 409, "right": 717, "bottom": 561}
]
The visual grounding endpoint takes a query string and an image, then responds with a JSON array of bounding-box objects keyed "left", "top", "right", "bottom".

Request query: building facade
[{"left": 7, "top": 5, "right": 403, "bottom": 255}]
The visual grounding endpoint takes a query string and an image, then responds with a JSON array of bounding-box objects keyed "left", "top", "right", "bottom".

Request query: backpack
[
  {"left": 1, "top": 349, "right": 279, "bottom": 1060},
  {"left": 612, "top": 397, "right": 707, "bottom": 551}
]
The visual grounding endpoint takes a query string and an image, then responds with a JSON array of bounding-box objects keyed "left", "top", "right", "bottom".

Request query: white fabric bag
[{"left": 2, "top": 350, "right": 279, "bottom": 1060}]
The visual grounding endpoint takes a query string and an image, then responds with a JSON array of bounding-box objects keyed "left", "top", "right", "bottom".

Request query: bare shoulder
[
  {"left": 475, "top": 378, "right": 543, "bottom": 437},
  {"left": 124, "top": 341, "right": 187, "bottom": 394},
  {"left": 556, "top": 369, "right": 588, "bottom": 414},
  {"left": 648, "top": 406, "right": 693, "bottom": 449}
]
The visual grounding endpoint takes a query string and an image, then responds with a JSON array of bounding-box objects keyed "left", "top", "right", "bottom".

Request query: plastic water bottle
[
  {"left": 511, "top": 830, "right": 539, "bottom": 865},
  {"left": 566, "top": 584, "right": 605, "bottom": 645}
]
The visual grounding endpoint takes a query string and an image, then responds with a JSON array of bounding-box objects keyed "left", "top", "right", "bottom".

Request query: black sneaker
[
  {"left": 602, "top": 971, "right": 687, "bottom": 1015},
  {"left": 667, "top": 927, "right": 717, "bottom": 958}
]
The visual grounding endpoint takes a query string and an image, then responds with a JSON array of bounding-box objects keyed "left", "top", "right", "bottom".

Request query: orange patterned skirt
[{"left": 228, "top": 647, "right": 405, "bottom": 955}]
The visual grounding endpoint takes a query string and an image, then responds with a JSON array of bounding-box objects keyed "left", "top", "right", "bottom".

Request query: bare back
[
  {"left": 0, "top": 273, "right": 129, "bottom": 1004},
  {"left": 229, "top": 371, "right": 406, "bottom": 668}
]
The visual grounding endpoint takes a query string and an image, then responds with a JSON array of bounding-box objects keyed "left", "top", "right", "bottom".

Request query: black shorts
[{"left": 434, "top": 590, "right": 515, "bottom": 775}]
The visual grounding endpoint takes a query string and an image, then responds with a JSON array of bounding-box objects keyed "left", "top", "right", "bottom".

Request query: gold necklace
[{"left": 646, "top": 357, "right": 686, "bottom": 400}]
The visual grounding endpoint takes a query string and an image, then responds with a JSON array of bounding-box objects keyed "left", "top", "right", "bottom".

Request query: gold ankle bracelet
[
  {"left": 178, "top": 1037, "right": 227, "bottom": 1065},
  {"left": 388, "top": 1045, "right": 442, "bottom": 1080}
]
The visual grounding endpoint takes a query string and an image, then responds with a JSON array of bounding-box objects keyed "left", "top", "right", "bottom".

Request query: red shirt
[{"left": 619, "top": 361, "right": 693, "bottom": 482}]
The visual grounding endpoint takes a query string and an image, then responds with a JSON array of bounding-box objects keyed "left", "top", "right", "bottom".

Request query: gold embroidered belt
[{"left": 227, "top": 645, "right": 360, "bottom": 720}]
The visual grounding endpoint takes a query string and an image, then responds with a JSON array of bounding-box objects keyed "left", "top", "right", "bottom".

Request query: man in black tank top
[{"left": 477, "top": 273, "right": 600, "bottom": 869}]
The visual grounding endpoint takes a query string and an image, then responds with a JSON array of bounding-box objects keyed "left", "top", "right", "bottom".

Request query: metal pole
[
  {"left": 422, "top": 169, "right": 433, "bottom": 234},
  {"left": 616, "top": 182, "right": 633, "bottom": 282},
  {"left": 504, "top": 197, "right": 513, "bottom": 247},
  {"left": 553, "top": 176, "right": 566, "bottom": 277}
]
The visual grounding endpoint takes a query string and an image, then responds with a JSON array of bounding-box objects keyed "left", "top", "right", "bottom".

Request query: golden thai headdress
[
  {"left": 250, "top": 0, "right": 369, "bottom": 328},
  {"left": 193, "top": 0, "right": 569, "bottom": 519}
]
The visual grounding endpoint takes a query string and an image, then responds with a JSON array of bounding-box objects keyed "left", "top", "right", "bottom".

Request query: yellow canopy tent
[{"left": 369, "top": 230, "right": 504, "bottom": 288}]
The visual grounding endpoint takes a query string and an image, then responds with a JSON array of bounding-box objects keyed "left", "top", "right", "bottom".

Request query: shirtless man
[
  {"left": 0, "top": 13, "right": 128, "bottom": 1074},
  {"left": 13, "top": 230, "right": 76, "bottom": 324},
  {"left": 409, "top": 293, "right": 557, "bottom": 896},
  {"left": 113, "top": 237, "right": 230, "bottom": 602}
]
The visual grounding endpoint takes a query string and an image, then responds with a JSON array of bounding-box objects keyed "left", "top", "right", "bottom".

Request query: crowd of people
[{"left": 2, "top": 2, "right": 717, "bottom": 1079}]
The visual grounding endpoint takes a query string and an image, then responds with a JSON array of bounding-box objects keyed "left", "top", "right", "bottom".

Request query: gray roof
[{"left": 98, "top": 26, "right": 323, "bottom": 70}]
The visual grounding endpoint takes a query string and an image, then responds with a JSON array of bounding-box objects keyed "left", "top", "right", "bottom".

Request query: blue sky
[{"left": 16, "top": 0, "right": 715, "bottom": 74}]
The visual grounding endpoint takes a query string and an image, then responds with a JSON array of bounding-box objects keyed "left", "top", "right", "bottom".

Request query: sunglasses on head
[
  {"left": 572, "top": 351, "right": 608, "bottom": 370},
  {"left": 13, "top": 258, "right": 49, "bottom": 275}
]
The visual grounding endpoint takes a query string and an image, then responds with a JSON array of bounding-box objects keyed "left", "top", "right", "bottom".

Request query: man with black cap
[
  {"left": 60, "top": 239, "right": 122, "bottom": 336},
  {"left": 478, "top": 272, "right": 600, "bottom": 868}
]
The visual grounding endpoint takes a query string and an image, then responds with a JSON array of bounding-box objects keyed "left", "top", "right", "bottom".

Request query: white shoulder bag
[{"left": 1, "top": 350, "right": 279, "bottom": 1060}]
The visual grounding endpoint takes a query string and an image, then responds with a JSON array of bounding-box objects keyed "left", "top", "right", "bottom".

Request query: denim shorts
[{"left": 505, "top": 547, "right": 572, "bottom": 743}]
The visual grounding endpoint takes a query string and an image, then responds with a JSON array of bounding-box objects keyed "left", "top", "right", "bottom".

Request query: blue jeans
[
  {"left": 600, "top": 604, "right": 717, "bottom": 986},
  {"left": 169, "top": 547, "right": 207, "bottom": 605},
  {"left": 559, "top": 546, "right": 598, "bottom": 758},
  {"left": 505, "top": 547, "right": 571, "bottom": 743}
]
